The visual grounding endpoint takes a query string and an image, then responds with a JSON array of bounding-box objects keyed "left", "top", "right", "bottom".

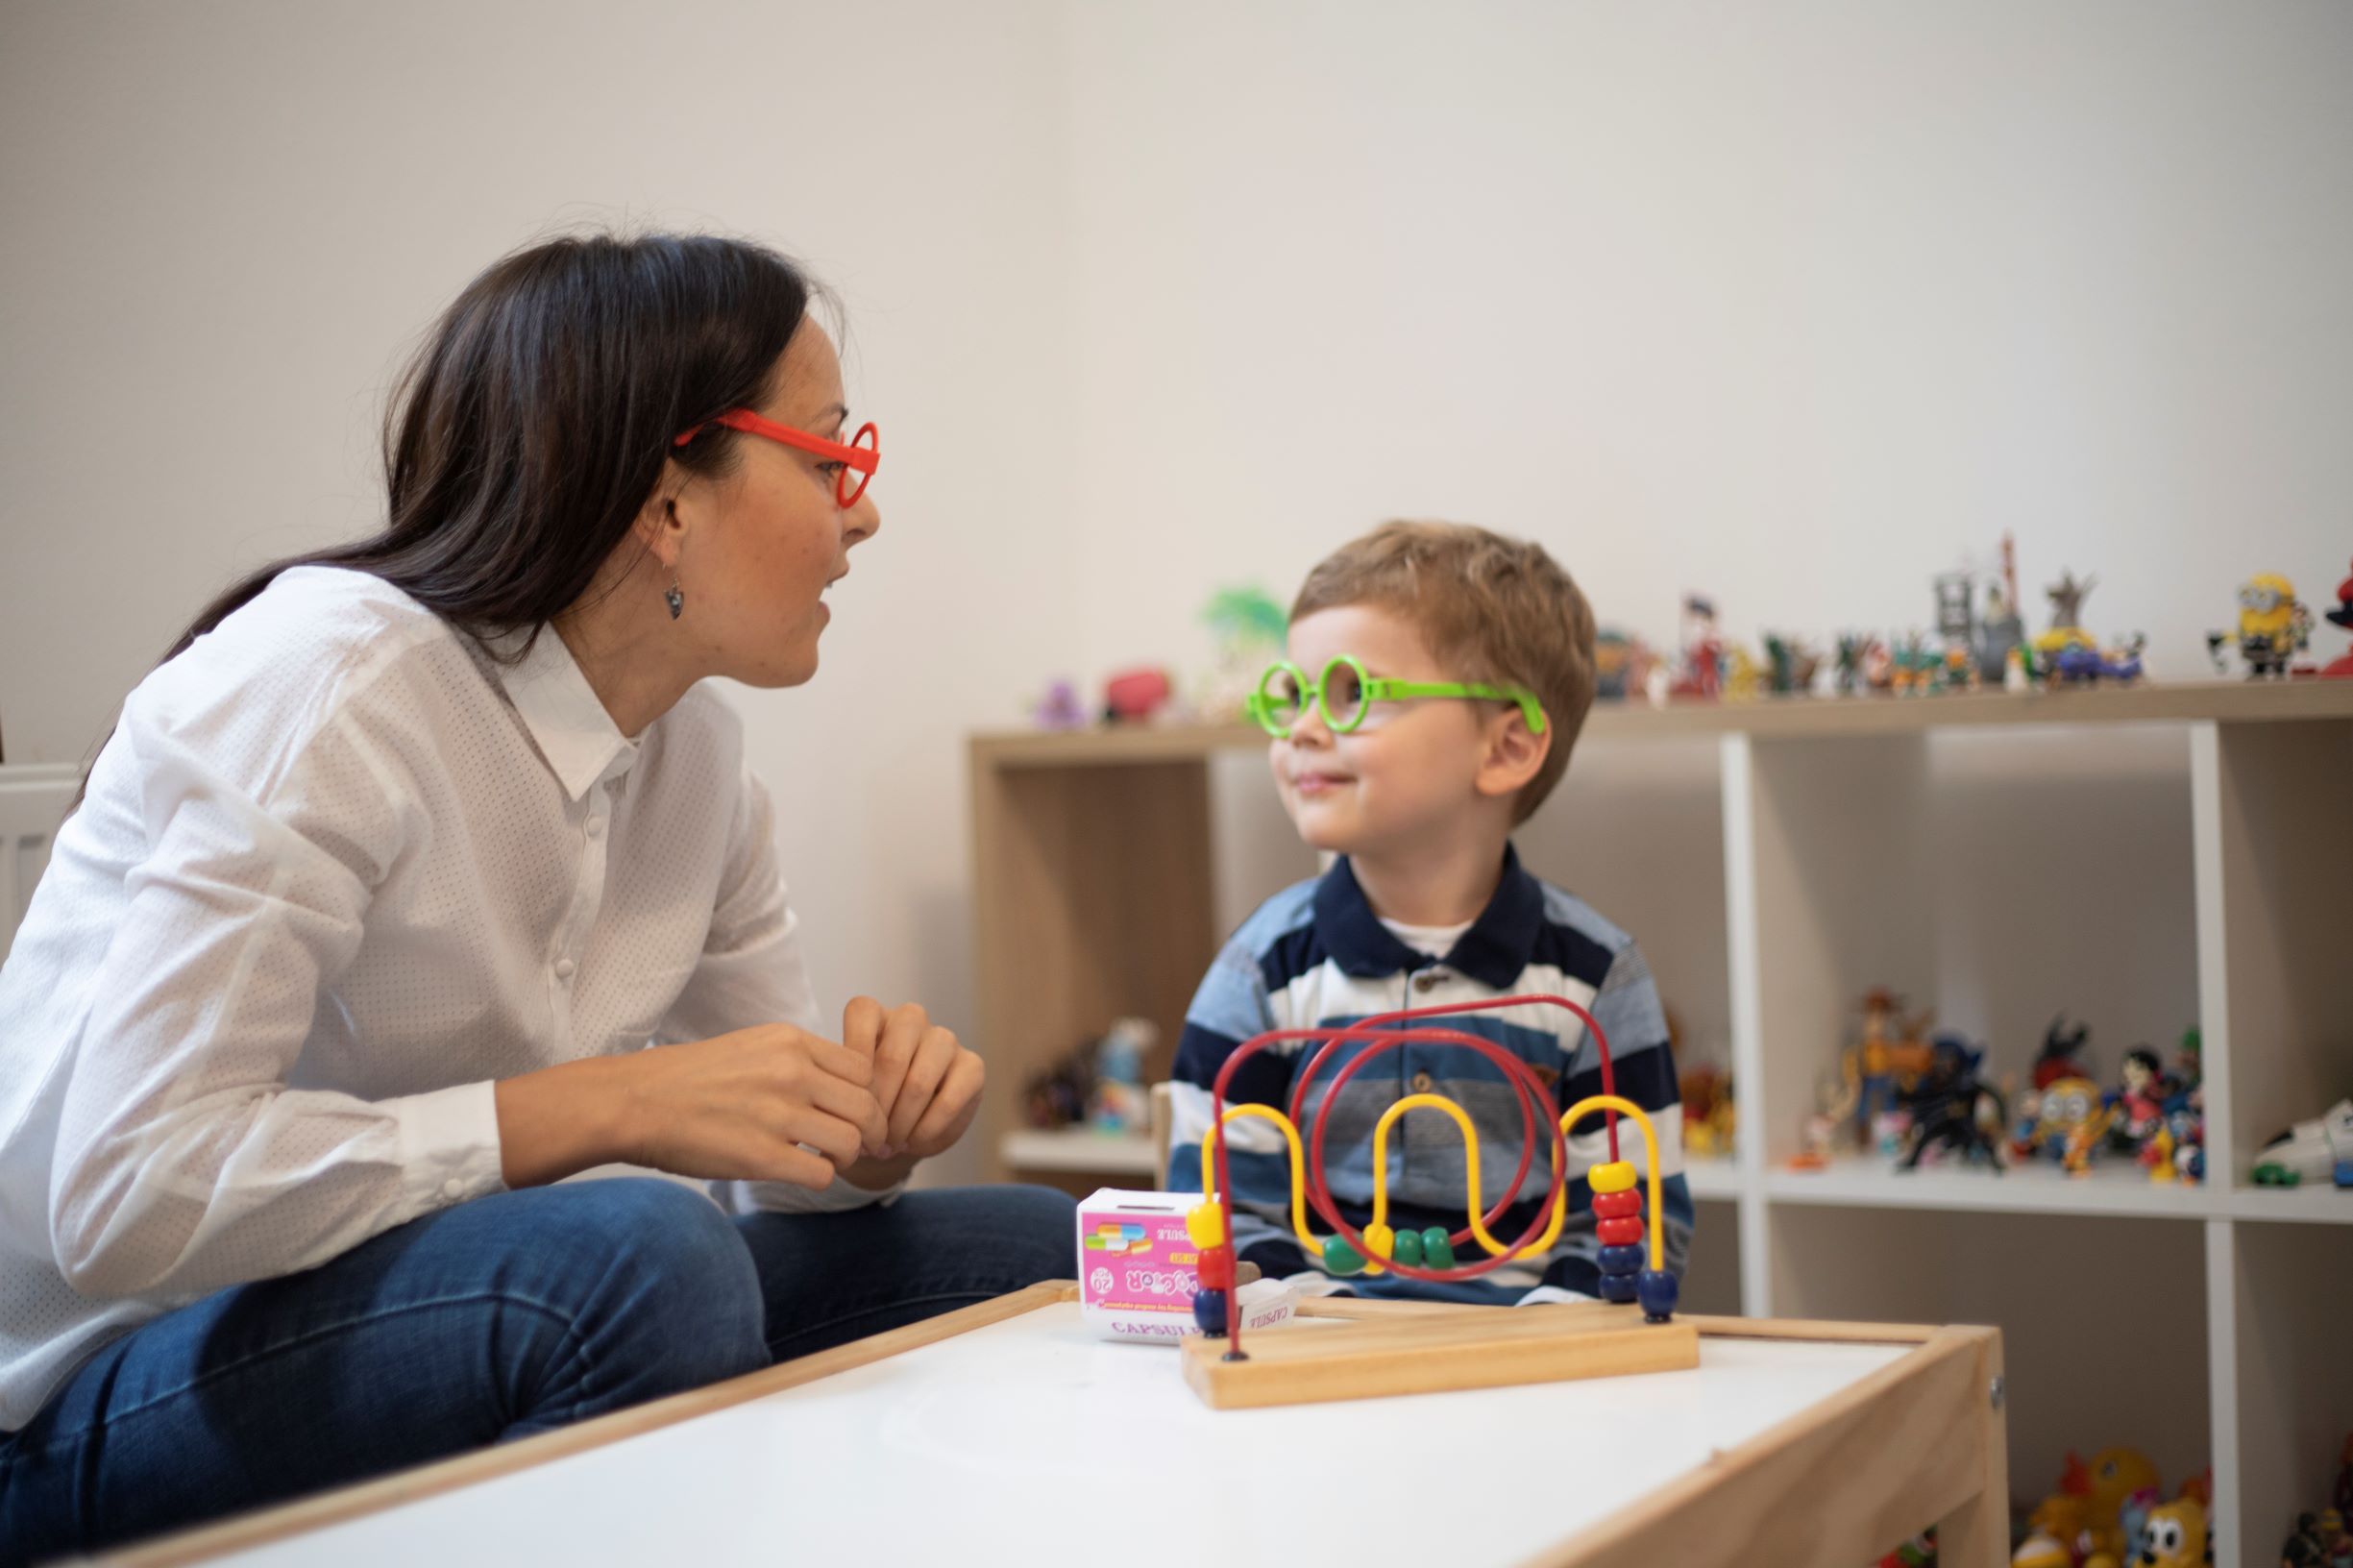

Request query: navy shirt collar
[{"left": 1313, "top": 843, "right": 1545, "bottom": 990}]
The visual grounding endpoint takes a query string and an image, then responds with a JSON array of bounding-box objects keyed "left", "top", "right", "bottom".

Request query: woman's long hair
[{"left": 75, "top": 231, "right": 814, "bottom": 803}]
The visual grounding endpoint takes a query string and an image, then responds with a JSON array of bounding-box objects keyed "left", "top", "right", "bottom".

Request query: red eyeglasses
[{"left": 673, "top": 410, "right": 880, "bottom": 508}]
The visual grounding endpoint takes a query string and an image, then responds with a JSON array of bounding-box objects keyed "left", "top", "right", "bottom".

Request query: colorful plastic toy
[
  {"left": 1189, "top": 992, "right": 1681, "bottom": 1360},
  {"left": 2323, "top": 557, "right": 2353, "bottom": 680},
  {"left": 2207, "top": 573, "right": 2313, "bottom": 678},
  {"left": 2250, "top": 1098, "right": 2353, "bottom": 1188},
  {"left": 2134, "top": 1495, "right": 2209, "bottom": 1568},
  {"left": 1894, "top": 1035, "right": 2006, "bottom": 1172}
]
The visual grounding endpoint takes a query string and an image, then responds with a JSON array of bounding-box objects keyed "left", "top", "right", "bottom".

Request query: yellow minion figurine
[{"left": 2208, "top": 574, "right": 2312, "bottom": 678}]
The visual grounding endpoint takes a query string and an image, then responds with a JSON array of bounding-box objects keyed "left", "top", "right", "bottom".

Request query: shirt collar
[
  {"left": 1313, "top": 843, "right": 1544, "bottom": 990},
  {"left": 489, "top": 626, "right": 638, "bottom": 801}
]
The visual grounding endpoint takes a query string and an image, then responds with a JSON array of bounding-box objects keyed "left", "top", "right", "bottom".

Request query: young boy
[{"left": 1167, "top": 521, "right": 1690, "bottom": 1304}]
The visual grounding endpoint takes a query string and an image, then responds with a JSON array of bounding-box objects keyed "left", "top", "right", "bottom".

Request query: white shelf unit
[{"left": 969, "top": 685, "right": 2353, "bottom": 1566}]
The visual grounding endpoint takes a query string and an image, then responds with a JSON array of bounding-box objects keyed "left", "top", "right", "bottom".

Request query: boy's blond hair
[{"left": 1291, "top": 521, "right": 1597, "bottom": 823}]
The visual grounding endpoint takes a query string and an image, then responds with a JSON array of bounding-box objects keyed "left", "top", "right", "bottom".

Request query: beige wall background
[{"left": 5, "top": 3, "right": 2349, "bottom": 1189}]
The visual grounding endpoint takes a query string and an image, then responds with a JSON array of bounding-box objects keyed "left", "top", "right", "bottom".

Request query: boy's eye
[
  {"left": 1322, "top": 663, "right": 1365, "bottom": 723},
  {"left": 1264, "top": 669, "right": 1306, "bottom": 723}
]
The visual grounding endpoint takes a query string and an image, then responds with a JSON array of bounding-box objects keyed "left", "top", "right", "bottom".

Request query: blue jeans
[{"left": 0, "top": 1178, "right": 1074, "bottom": 1560}]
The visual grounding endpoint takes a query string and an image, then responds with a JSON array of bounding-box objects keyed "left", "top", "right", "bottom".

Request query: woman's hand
[
  {"left": 835, "top": 998, "right": 985, "bottom": 1188},
  {"left": 496, "top": 1024, "right": 889, "bottom": 1190}
]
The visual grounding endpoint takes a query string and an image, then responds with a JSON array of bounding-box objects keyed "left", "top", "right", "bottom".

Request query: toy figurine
[
  {"left": 2250, "top": 1098, "right": 2353, "bottom": 1188},
  {"left": 1678, "top": 1064, "right": 1737, "bottom": 1159},
  {"left": 1033, "top": 677, "right": 1089, "bottom": 730},
  {"left": 2134, "top": 1495, "right": 2208, "bottom": 1568},
  {"left": 1761, "top": 633, "right": 1821, "bottom": 697},
  {"left": 1934, "top": 569, "right": 1977, "bottom": 682},
  {"left": 1672, "top": 594, "right": 1725, "bottom": 699},
  {"left": 1834, "top": 632, "right": 1882, "bottom": 697},
  {"left": 2112, "top": 1046, "right": 2169, "bottom": 1149},
  {"left": 1894, "top": 1035, "right": 2006, "bottom": 1172},
  {"left": 2021, "top": 1077, "right": 2107, "bottom": 1168},
  {"left": 1594, "top": 628, "right": 1658, "bottom": 699},
  {"left": 1086, "top": 1017, "right": 1157, "bottom": 1135},
  {"left": 2207, "top": 573, "right": 2313, "bottom": 678},
  {"left": 2323, "top": 557, "right": 2353, "bottom": 680},
  {"left": 1723, "top": 642, "right": 1764, "bottom": 702},
  {"left": 2034, "top": 1015, "right": 2093, "bottom": 1090},
  {"left": 1975, "top": 533, "right": 2028, "bottom": 683}
]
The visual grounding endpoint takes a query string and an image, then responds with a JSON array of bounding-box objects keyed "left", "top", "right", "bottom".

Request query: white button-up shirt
[{"left": 0, "top": 566, "right": 871, "bottom": 1430}]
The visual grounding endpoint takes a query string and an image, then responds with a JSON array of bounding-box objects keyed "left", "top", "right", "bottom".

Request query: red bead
[
  {"left": 1597, "top": 1216, "right": 1646, "bottom": 1247},
  {"left": 1197, "top": 1244, "right": 1236, "bottom": 1290},
  {"left": 1591, "top": 1189, "right": 1643, "bottom": 1220}
]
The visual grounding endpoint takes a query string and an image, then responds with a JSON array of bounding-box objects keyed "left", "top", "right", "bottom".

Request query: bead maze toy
[{"left": 1177, "top": 993, "right": 1700, "bottom": 1409}]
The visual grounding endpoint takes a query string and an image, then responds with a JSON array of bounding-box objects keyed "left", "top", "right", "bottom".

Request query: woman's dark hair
[{"left": 76, "top": 231, "right": 814, "bottom": 803}]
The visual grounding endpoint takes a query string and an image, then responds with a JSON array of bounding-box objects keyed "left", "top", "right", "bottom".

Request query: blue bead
[
  {"left": 1192, "top": 1287, "right": 1228, "bottom": 1336},
  {"left": 1598, "top": 1243, "right": 1644, "bottom": 1276},
  {"left": 1637, "top": 1268, "right": 1679, "bottom": 1322},
  {"left": 1598, "top": 1272, "right": 1639, "bottom": 1304}
]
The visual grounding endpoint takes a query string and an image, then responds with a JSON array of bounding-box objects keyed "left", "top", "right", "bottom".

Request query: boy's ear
[{"left": 1474, "top": 707, "right": 1552, "bottom": 802}]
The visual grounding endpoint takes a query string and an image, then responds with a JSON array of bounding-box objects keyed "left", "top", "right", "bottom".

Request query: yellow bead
[
  {"left": 1186, "top": 1203, "right": 1227, "bottom": 1247},
  {"left": 1588, "top": 1161, "right": 1639, "bottom": 1195},
  {"left": 1363, "top": 1222, "right": 1395, "bottom": 1260}
]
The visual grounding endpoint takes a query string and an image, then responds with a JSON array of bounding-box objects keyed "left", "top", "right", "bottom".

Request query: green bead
[
  {"left": 1322, "top": 1237, "right": 1365, "bottom": 1276},
  {"left": 1420, "top": 1227, "right": 1456, "bottom": 1268},
  {"left": 1392, "top": 1228, "right": 1424, "bottom": 1266}
]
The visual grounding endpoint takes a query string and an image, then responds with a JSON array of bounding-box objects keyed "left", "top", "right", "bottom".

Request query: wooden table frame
[{"left": 120, "top": 1286, "right": 2008, "bottom": 1568}]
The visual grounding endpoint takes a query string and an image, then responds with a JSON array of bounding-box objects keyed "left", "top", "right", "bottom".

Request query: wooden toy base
[{"left": 1179, "top": 1298, "right": 1702, "bottom": 1409}]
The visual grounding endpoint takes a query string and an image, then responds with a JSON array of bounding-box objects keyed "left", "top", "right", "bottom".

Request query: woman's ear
[
  {"left": 633, "top": 460, "right": 698, "bottom": 571},
  {"left": 1474, "top": 707, "right": 1553, "bottom": 801}
]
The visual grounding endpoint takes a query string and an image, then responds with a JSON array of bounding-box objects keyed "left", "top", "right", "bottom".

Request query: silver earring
[{"left": 665, "top": 576, "right": 684, "bottom": 620}]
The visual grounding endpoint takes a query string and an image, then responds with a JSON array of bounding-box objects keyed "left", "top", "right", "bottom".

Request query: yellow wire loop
[{"left": 1199, "top": 1104, "right": 1324, "bottom": 1258}]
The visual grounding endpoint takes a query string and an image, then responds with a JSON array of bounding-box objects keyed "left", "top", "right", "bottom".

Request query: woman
[{"left": 0, "top": 232, "right": 1072, "bottom": 1556}]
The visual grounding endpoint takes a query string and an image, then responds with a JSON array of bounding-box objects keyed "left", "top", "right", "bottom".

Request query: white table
[{"left": 121, "top": 1286, "right": 2007, "bottom": 1568}]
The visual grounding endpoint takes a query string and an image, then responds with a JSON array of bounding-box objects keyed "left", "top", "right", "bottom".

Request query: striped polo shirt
[{"left": 1167, "top": 845, "right": 1692, "bottom": 1304}]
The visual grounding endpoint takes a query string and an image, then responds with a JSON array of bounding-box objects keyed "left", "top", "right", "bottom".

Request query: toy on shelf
[
  {"left": 2279, "top": 1433, "right": 2353, "bottom": 1567},
  {"left": 2323, "top": 558, "right": 2353, "bottom": 680},
  {"left": 1976, "top": 533, "right": 2029, "bottom": 685},
  {"left": 1102, "top": 666, "right": 1175, "bottom": 723},
  {"left": 1020, "top": 1017, "right": 1163, "bottom": 1136},
  {"left": 1834, "top": 632, "right": 1884, "bottom": 697},
  {"left": 2013, "top": 1448, "right": 2180, "bottom": 1568},
  {"left": 2250, "top": 1098, "right": 2353, "bottom": 1188},
  {"left": 1763, "top": 632, "right": 1823, "bottom": 697},
  {"left": 1032, "top": 677, "right": 1088, "bottom": 730},
  {"left": 2051, "top": 632, "right": 2146, "bottom": 687},
  {"left": 1182, "top": 992, "right": 1695, "bottom": 1409},
  {"left": 1679, "top": 1063, "right": 1737, "bottom": 1159},
  {"left": 2033, "top": 1015, "right": 2094, "bottom": 1090},
  {"left": 1669, "top": 594, "right": 1725, "bottom": 700},
  {"left": 1893, "top": 1035, "right": 2006, "bottom": 1173},
  {"left": 1594, "top": 627, "right": 1660, "bottom": 700},
  {"left": 2016, "top": 1077, "right": 2110, "bottom": 1173},
  {"left": 1853, "top": 989, "right": 1934, "bottom": 1154},
  {"left": 2033, "top": 568, "right": 2100, "bottom": 676},
  {"left": 2207, "top": 573, "right": 2313, "bottom": 679},
  {"left": 1200, "top": 585, "right": 1287, "bottom": 723}
]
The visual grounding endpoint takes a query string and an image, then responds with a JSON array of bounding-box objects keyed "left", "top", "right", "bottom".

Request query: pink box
[{"left": 1074, "top": 1188, "right": 1294, "bottom": 1342}]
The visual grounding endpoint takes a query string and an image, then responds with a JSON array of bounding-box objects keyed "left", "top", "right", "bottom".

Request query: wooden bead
[
  {"left": 1186, "top": 1204, "right": 1227, "bottom": 1247},
  {"left": 1322, "top": 1237, "right": 1366, "bottom": 1276},
  {"left": 1362, "top": 1222, "right": 1395, "bottom": 1261},
  {"left": 1597, "top": 1216, "right": 1646, "bottom": 1247},
  {"left": 1420, "top": 1228, "right": 1456, "bottom": 1268},
  {"left": 1192, "top": 1287, "right": 1228, "bottom": 1335},
  {"left": 1591, "top": 1189, "right": 1643, "bottom": 1220},
  {"left": 1392, "top": 1228, "right": 1424, "bottom": 1266},
  {"left": 1196, "top": 1243, "right": 1236, "bottom": 1290},
  {"left": 1588, "top": 1161, "right": 1639, "bottom": 1195},
  {"left": 1598, "top": 1243, "right": 1644, "bottom": 1276},
  {"left": 1598, "top": 1272, "right": 1638, "bottom": 1304},
  {"left": 1637, "top": 1269, "right": 1679, "bottom": 1323}
]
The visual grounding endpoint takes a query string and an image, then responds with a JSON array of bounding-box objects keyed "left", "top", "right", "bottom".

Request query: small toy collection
[
  {"left": 2011, "top": 1447, "right": 2210, "bottom": 1568},
  {"left": 1791, "top": 999, "right": 2207, "bottom": 1184},
  {"left": 2208, "top": 573, "right": 2314, "bottom": 678},
  {"left": 2278, "top": 1433, "right": 2353, "bottom": 1567},
  {"left": 1679, "top": 1063, "right": 1736, "bottom": 1160},
  {"left": 1019, "top": 1017, "right": 1161, "bottom": 1137}
]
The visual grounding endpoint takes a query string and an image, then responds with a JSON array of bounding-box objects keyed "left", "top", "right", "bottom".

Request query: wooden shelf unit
[{"left": 968, "top": 681, "right": 2353, "bottom": 1567}]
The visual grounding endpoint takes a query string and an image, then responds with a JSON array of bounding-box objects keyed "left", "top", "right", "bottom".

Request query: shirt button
[
  {"left": 441, "top": 1178, "right": 464, "bottom": 1200},
  {"left": 1413, "top": 972, "right": 1444, "bottom": 993},
  {"left": 586, "top": 815, "right": 605, "bottom": 840},
  {"left": 1410, "top": 1071, "right": 1436, "bottom": 1093},
  {"left": 554, "top": 957, "right": 577, "bottom": 980}
]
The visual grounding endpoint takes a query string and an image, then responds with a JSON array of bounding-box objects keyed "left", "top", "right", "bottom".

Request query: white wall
[
  {"left": 5, "top": 3, "right": 2351, "bottom": 1190},
  {"left": 0, "top": 0, "right": 1077, "bottom": 1180},
  {"left": 1062, "top": 2, "right": 2353, "bottom": 685}
]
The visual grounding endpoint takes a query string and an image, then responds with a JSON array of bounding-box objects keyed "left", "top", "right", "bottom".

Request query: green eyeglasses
[{"left": 1245, "top": 655, "right": 1549, "bottom": 738}]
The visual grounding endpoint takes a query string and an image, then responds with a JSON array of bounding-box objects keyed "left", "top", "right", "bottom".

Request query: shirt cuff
[{"left": 392, "top": 1080, "right": 507, "bottom": 1216}]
